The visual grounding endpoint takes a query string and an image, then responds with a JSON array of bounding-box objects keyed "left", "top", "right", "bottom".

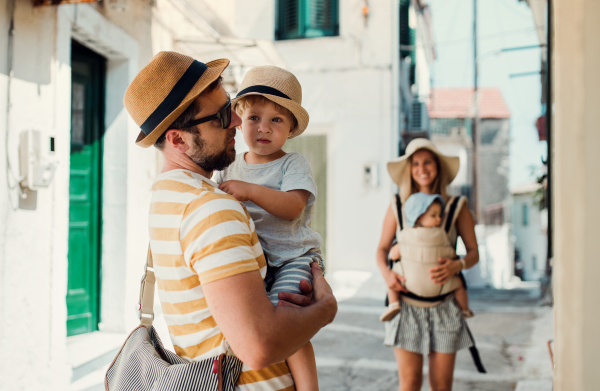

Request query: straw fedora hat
[
  {"left": 124, "top": 52, "right": 229, "bottom": 148},
  {"left": 232, "top": 66, "right": 309, "bottom": 139},
  {"left": 387, "top": 138, "right": 460, "bottom": 187}
]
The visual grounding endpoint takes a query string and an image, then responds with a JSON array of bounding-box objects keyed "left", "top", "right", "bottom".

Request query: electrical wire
[{"left": 4, "top": 0, "right": 25, "bottom": 208}]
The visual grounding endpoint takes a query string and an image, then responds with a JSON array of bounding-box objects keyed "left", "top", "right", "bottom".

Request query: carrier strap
[
  {"left": 444, "top": 196, "right": 461, "bottom": 234},
  {"left": 395, "top": 194, "right": 404, "bottom": 231},
  {"left": 465, "top": 323, "right": 487, "bottom": 373},
  {"left": 401, "top": 291, "right": 453, "bottom": 303}
]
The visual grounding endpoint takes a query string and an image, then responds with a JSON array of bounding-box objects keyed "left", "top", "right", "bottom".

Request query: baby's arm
[
  {"left": 286, "top": 342, "right": 319, "bottom": 391},
  {"left": 389, "top": 243, "right": 401, "bottom": 260},
  {"left": 219, "top": 180, "right": 310, "bottom": 220}
]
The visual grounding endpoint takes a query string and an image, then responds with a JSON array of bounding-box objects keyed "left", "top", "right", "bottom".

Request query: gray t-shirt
[{"left": 213, "top": 152, "right": 322, "bottom": 266}]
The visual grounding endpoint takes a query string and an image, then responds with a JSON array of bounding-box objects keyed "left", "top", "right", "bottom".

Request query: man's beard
[{"left": 188, "top": 129, "right": 236, "bottom": 172}]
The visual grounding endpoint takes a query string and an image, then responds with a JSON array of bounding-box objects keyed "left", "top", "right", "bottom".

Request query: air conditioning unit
[{"left": 408, "top": 100, "right": 430, "bottom": 132}]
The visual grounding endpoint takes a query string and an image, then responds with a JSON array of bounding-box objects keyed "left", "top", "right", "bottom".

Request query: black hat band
[
  {"left": 236, "top": 85, "right": 291, "bottom": 100},
  {"left": 140, "top": 60, "right": 208, "bottom": 135}
]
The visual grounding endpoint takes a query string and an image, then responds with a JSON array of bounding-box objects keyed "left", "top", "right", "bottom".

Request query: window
[
  {"left": 522, "top": 203, "right": 529, "bottom": 226},
  {"left": 276, "top": 0, "right": 339, "bottom": 41}
]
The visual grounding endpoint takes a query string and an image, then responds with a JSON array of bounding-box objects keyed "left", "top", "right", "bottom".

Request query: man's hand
[
  {"left": 278, "top": 279, "right": 313, "bottom": 307},
  {"left": 219, "top": 180, "right": 254, "bottom": 202},
  {"left": 278, "top": 263, "right": 337, "bottom": 325}
]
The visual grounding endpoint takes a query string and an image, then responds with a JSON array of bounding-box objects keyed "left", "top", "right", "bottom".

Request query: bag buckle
[{"left": 137, "top": 303, "right": 155, "bottom": 321}]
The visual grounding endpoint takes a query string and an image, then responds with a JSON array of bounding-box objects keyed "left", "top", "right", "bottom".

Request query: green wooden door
[{"left": 66, "top": 42, "right": 105, "bottom": 337}]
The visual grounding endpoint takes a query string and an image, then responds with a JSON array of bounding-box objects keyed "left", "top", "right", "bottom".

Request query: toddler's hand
[{"left": 219, "top": 180, "right": 253, "bottom": 201}]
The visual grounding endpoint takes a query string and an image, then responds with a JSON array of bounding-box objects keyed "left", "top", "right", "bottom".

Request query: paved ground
[
  {"left": 315, "top": 274, "right": 554, "bottom": 391},
  {"left": 69, "top": 273, "right": 554, "bottom": 391}
]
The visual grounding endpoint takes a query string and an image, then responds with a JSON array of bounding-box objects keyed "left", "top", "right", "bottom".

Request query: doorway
[{"left": 66, "top": 41, "right": 106, "bottom": 336}]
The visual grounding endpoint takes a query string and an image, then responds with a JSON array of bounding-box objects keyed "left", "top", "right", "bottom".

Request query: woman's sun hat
[
  {"left": 387, "top": 138, "right": 460, "bottom": 187},
  {"left": 404, "top": 192, "right": 445, "bottom": 227},
  {"left": 232, "top": 66, "right": 309, "bottom": 139},
  {"left": 124, "top": 52, "right": 229, "bottom": 148}
]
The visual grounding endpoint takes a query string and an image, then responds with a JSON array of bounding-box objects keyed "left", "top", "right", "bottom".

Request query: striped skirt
[{"left": 384, "top": 295, "right": 474, "bottom": 355}]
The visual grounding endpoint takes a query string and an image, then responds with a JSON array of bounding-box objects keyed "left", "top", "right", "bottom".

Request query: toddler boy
[{"left": 214, "top": 66, "right": 323, "bottom": 390}]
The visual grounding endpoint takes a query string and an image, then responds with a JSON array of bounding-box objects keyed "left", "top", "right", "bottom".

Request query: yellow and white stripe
[{"left": 149, "top": 169, "right": 293, "bottom": 390}]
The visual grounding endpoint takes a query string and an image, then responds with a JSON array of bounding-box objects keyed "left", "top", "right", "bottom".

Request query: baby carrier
[
  {"left": 391, "top": 194, "right": 464, "bottom": 307},
  {"left": 388, "top": 194, "right": 487, "bottom": 373}
]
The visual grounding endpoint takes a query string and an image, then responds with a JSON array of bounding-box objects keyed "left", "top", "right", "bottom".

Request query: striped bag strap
[{"left": 139, "top": 245, "right": 155, "bottom": 328}]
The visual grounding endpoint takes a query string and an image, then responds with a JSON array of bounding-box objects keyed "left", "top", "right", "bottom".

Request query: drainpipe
[
  {"left": 545, "top": 0, "right": 553, "bottom": 292},
  {"left": 391, "top": 0, "right": 401, "bottom": 163}
]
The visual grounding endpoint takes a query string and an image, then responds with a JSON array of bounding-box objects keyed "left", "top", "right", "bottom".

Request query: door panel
[
  {"left": 66, "top": 42, "right": 105, "bottom": 337},
  {"left": 284, "top": 135, "right": 327, "bottom": 261}
]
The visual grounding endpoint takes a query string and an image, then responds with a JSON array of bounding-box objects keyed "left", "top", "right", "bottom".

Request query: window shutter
[
  {"left": 277, "top": 0, "right": 303, "bottom": 40},
  {"left": 276, "top": 0, "right": 339, "bottom": 40},
  {"left": 305, "top": 0, "right": 339, "bottom": 38},
  {"left": 399, "top": 0, "right": 410, "bottom": 58}
]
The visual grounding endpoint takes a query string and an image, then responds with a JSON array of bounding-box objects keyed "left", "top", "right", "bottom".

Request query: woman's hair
[{"left": 399, "top": 149, "right": 450, "bottom": 202}]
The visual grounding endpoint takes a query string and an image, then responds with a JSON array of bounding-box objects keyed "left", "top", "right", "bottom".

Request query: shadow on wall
[{"left": 1, "top": 1, "right": 57, "bottom": 85}]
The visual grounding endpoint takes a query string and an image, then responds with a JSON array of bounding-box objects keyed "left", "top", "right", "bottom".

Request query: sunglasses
[{"left": 182, "top": 95, "right": 232, "bottom": 129}]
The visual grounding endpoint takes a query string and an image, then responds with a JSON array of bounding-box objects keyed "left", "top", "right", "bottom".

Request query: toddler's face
[
  {"left": 416, "top": 202, "right": 442, "bottom": 228},
  {"left": 239, "top": 101, "right": 294, "bottom": 157}
]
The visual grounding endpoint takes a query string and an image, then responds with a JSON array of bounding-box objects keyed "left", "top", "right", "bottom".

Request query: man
[{"left": 124, "top": 52, "right": 337, "bottom": 390}]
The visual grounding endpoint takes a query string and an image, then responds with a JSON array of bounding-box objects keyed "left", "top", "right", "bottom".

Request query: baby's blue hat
[{"left": 405, "top": 192, "right": 445, "bottom": 227}]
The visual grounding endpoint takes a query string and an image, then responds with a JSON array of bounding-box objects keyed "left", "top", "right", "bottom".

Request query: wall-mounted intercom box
[
  {"left": 19, "top": 129, "right": 59, "bottom": 190},
  {"left": 363, "top": 162, "right": 379, "bottom": 188}
]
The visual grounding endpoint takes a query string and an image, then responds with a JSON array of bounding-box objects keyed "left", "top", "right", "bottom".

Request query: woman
[{"left": 376, "top": 138, "right": 479, "bottom": 391}]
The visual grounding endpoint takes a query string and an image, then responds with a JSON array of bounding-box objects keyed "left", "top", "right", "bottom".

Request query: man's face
[{"left": 186, "top": 86, "right": 241, "bottom": 172}]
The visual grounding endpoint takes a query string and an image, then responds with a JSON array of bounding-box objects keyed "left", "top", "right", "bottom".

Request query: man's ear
[{"left": 165, "top": 129, "right": 189, "bottom": 153}]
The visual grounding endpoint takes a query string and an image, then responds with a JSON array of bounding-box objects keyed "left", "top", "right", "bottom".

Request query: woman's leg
[
  {"left": 394, "top": 348, "right": 423, "bottom": 391},
  {"left": 427, "top": 351, "right": 456, "bottom": 391}
]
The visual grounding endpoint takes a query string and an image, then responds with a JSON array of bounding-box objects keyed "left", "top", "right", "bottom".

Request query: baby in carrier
[{"left": 380, "top": 192, "right": 474, "bottom": 321}]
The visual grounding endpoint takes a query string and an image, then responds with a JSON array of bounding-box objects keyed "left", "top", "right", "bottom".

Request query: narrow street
[{"left": 316, "top": 275, "right": 554, "bottom": 391}]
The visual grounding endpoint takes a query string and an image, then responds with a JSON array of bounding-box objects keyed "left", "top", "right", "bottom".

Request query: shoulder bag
[{"left": 105, "top": 247, "right": 243, "bottom": 391}]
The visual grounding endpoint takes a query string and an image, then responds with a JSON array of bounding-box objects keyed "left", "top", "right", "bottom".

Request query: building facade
[
  {"left": 510, "top": 183, "right": 548, "bottom": 282},
  {"left": 427, "top": 87, "right": 511, "bottom": 222}
]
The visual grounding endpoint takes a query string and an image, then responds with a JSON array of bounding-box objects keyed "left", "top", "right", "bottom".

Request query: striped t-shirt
[{"left": 149, "top": 169, "right": 295, "bottom": 391}]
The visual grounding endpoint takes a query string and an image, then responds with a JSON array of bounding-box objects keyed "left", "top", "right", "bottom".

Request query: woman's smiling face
[{"left": 410, "top": 149, "right": 439, "bottom": 191}]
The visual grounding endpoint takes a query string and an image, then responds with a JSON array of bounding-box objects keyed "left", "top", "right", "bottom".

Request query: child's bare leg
[
  {"left": 287, "top": 341, "right": 318, "bottom": 391},
  {"left": 388, "top": 289, "right": 400, "bottom": 304},
  {"left": 454, "top": 279, "right": 473, "bottom": 318}
]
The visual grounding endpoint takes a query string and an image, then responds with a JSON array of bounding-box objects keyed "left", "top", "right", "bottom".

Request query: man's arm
[{"left": 202, "top": 263, "right": 336, "bottom": 370}]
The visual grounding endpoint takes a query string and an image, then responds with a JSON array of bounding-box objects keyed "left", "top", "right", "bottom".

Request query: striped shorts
[
  {"left": 264, "top": 251, "right": 325, "bottom": 306},
  {"left": 383, "top": 295, "right": 474, "bottom": 355}
]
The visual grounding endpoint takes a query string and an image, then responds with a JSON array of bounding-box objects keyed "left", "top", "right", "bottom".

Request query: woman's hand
[
  {"left": 429, "top": 258, "right": 462, "bottom": 285},
  {"left": 384, "top": 269, "right": 407, "bottom": 293},
  {"left": 219, "top": 180, "right": 254, "bottom": 201}
]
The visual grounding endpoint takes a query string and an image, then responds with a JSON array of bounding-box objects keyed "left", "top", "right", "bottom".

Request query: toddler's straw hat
[
  {"left": 233, "top": 66, "right": 309, "bottom": 138},
  {"left": 387, "top": 138, "right": 460, "bottom": 187},
  {"left": 124, "top": 52, "right": 229, "bottom": 148}
]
